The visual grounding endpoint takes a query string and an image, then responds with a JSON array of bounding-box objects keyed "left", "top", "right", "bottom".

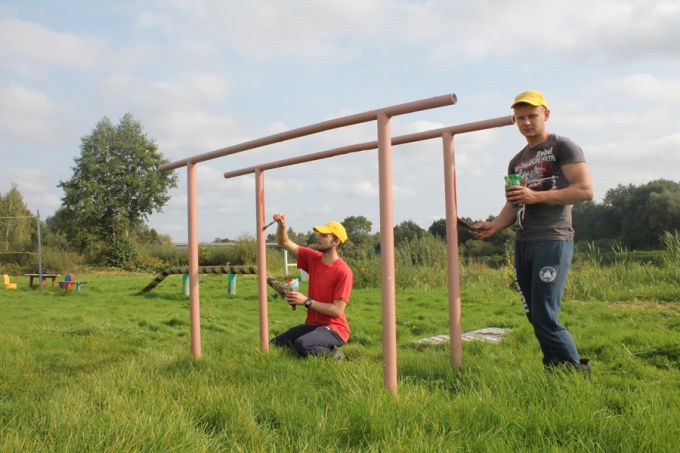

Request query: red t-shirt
[{"left": 296, "top": 247, "right": 353, "bottom": 342}]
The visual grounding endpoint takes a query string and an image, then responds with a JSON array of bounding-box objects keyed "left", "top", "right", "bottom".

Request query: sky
[{"left": 1, "top": 0, "right": 679, "bottom": 242}]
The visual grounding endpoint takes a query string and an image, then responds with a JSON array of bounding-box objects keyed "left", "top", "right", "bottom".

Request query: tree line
[{"left": 2, "top": 113, "right": 678, "bottom": 273}]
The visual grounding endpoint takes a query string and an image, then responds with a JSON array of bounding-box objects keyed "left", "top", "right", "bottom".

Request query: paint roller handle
[{"left": 266, "top": 275, "right": 296, "bottom": 310}]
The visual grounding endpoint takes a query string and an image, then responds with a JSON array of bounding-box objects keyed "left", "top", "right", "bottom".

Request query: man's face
[
  {"left": 315, "top": 233, "right": 338, "bottom": 252},
  {"left": 513, "top": 104, "right": 550, "bottom": 141}
]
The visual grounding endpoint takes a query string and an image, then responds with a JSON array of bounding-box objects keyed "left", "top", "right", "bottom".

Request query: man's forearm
[
  {"left": 306, "top": 299, "right": 345, "bottom": 318},
  {"left": 534, "top": 183, "right": 593, "bottom": 205},
  {"left": 276, "top": 224, "right": 289, "bottom": 247},
  {"left": 276, "top": 223, "right": 299, "bottom": 255},
  {"left": 492, "top": 202, "right": 518, "bottom": 231}
]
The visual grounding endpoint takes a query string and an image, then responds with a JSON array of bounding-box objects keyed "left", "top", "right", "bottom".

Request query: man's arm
[
  {"left": 310, "top": 299, "right": 347, "bottom": 317},
  {"left": 284, "top": 291, "right": 347, "bottom": 317},
  {"left": 274, "top": 213, "right": 300, "bottom": 255},
  {"left": 506, "top": 162, "right": 594, "bottom": 206},
  {"left": 472, "top": 202, "right": 517, "bottom": 239}
]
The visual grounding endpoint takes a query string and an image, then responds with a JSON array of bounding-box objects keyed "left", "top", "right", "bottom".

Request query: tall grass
[
  {"left": 137, "top": 238, "right": 286, "bottom": 274},
  {"left": 662, "top": 230, "right": 680, "bottom": 268},
  {"left": 1, "top": 264, "right": 678, "bottom": 451}
]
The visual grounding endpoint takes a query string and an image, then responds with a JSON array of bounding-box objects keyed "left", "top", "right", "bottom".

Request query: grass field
[{"left": 1, "top": 267, "right": 679, "bottom": 452}]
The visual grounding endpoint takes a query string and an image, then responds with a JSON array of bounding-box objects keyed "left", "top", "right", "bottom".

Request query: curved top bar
[
  {"left": 160, "top": 94, "right": 456, "bottom": 171},
  {"left": 223, "top": 115, "right": 514, "bottom": 179}
]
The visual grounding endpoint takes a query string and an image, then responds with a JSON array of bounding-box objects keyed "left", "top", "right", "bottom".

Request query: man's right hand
[
  {"left": 471, "top": 221, "right": 496, "bottom": 239},
  {"left": 273, "top": 213, "right": 286, "bottom": 225}
]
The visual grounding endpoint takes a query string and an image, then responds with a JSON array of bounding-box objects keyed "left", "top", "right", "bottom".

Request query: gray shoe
[
  {"left": 329, "top": 347, "right": 346, "bottom": 361},
  {"left": 579, "top": 359, "right": 592, "bottom": 380}
]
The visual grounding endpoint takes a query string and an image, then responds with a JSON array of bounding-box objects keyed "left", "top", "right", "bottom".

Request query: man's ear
[{"left": 544, "top": 108, "right": 550, "bottom": 121}]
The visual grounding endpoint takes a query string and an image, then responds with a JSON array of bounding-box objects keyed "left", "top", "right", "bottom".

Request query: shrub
[
  {"left": 662, "top": 230, "right": 680, "bottom": 268},
  {"left": 105, "top": 235, "right": 138, "bottom": 268},
  {"left": 41, "top": 246, "right": 84, "bottom": 273}
]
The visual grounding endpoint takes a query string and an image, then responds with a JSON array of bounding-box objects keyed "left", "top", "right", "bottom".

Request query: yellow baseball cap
[
  {"left": 313, "top": 220, "right": 348, "bottom": 243},
  {"left": 511, "top": 90, "right": 549, "bottom": 109}
]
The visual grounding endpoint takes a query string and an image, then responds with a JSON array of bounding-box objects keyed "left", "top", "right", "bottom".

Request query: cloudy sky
[{"left": 2, "top": 0, "right": 679, "bottom": 242}]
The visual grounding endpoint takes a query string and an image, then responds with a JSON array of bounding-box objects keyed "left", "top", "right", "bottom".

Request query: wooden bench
[
  {"left": 59, "top": 274, "right": 88, "bottom": 292},
  {"left": 25, "top": 273, "right": 59, "bottom": 288}
]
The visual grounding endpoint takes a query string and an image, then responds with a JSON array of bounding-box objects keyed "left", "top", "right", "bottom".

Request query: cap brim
[{"left": 512, "top": 100, "right": 542, "bottom": 108}]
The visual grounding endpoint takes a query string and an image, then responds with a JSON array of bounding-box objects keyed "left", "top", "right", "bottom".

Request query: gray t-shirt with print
[{"left": 508, "top": 134, "right": 585, "bottom": 241}]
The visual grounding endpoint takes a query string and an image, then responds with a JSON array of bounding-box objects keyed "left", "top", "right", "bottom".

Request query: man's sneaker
[
  {"left": 329, "top": 347, "right": 346, "bottom": 361},
  {"left": 579, "top": 359, "right": 592, "bottom": 380}
]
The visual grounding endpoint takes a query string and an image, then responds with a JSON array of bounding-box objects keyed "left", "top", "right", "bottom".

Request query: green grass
[{"left": 1, "top": 268, "right": 679, "bottom": 452}]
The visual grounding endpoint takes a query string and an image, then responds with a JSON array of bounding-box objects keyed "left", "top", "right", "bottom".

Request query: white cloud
[
  {"left": 98, "top": 73, "right": 245, "bottom": 158},
  {"left": 326, "top": 180, "right": 378, "bottom": 198},
  {"left": 100, "top": 73, "right": 229, "bottom": 112},
  {"left": 587, "top": 132, "right": 680, "bottom": 199},
  {"left": 0, "top": 83, "right": 69, "bottom": 144},
  {"left": 0, "top": 16, "right": 103, "bottom": 70},
  {"left": 0, "top": 168, "right": 62, "bottom": 213},
  {"left": 554, "top": 74, "right": 680, "bottom": 143},
  {"left": 428, "top": 0, "right": 680, "bottom": 62},
  {"left": 603, "top": 73, "right": 680, "bottom": 105},
  {"left": 589, "top": 132, "right": 680, "bottom": 168},
  {"left": 136, "top": 1, "right": 680, "bottom": 64}
]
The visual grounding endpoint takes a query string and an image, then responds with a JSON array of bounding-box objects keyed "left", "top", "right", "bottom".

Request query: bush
[
  {"left": 132, "top": 253, "right": 167, "bottom": 272},
  {"left": 0, "top": 245, "right": 83, "bottom": 274},
  {"left": 146, "top": 243, "right": 186, "bottom": 266},
  {"left": 662, "top": 230, "right": 680, "bottom": 268},
  {"left": 346, "top": 256, "right": 381, "bottom": 289},
  {"left": 41, "top": 246, "right": 84, "bottom": 273},
  {"left": 105, "top": 235, "right": 138, "bottom": 268}
]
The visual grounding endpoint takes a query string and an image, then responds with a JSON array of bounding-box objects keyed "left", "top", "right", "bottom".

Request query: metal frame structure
[
  {"left": 1, "top": 211, "right": 43, "bottom": 284},
  {"left": 160, "top": 94, "right": 513, "bottom": 396}
]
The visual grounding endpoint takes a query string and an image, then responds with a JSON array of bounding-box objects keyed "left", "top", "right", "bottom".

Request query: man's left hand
[
  {"left": 284, "top": 290, "right": 306, "bottom": 307},
  {"left": 506, "top": 185, "right": 541, "bottom": 205}
]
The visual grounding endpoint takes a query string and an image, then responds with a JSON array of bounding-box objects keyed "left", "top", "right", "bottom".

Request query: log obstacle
[{"left": 141, "top": 265, "right": 287, "bottom": 296}]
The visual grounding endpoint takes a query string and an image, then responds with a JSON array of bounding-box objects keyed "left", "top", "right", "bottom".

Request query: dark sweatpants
[
  {"left": 515, "top": 239, "right": 580, "bottom": 366},
  {"left": 271, "top": 324, "right": 345, "bottom": 357}
]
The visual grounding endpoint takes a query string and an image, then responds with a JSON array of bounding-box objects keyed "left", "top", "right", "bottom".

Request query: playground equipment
[
  {"left": 59, "top": 273, "right": 87, "bottom": 291},
  {"left": 160, "top": 93, "right": 514, "bottom": 396},
  {"left": 2, "top": 274, "right": 17, "bottom": 290},
  {"left": 142, "top": 265, "right": 289, "bottom": 299}
]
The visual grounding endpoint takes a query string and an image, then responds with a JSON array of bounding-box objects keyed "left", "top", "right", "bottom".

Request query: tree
[
  {"left": 0, "top": 185, "right": 33, "bottom": 251},
  {"left": 620, "top": 179, "right": 680, "bottom": 249},
  {"left": 393, "top": 220, "right": 426, "bottom": 246},
  {"left": 428, "top": 218, "right": 446, "bottom": 240},
  {"left": 57, "top": 114, "right": 177, "bottom": 265},
  {"left": 340, "top": 215, "right": 374, "bottom": 259},
  {"left": 572, "top": 200, "right": 603, "bottom": 242},
  {"left": 342, "top": 215, "right": 372, "bottom": 242},
  {"left": 599, "top": 183, "right": 636, "bottom": 240},
  {"left": 428, "top": 216, "right": 478, "bottom": 243}
]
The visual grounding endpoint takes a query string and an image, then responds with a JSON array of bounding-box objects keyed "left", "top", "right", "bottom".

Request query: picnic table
[{"left": 25, "top": 273, "right": 60, "bottom": 288}]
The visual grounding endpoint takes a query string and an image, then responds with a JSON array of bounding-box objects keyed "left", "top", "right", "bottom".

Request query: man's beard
[{"left": 315, "top": 244, "right": 332, "bottom": 252}]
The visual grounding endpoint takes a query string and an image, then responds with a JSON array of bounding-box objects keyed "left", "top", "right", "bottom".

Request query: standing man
[
  {"left": 473, "top": 90, "right": 593, "bottom": 370},
  {"left": 270, "top": 213, "right": 354, "bottom": 360}
]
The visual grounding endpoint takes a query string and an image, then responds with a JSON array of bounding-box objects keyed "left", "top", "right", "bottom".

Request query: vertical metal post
[
  {"left": 187, "top": 162, "right": 202, "bottom": 359},
  {"left": 255, "top": 169, "right": 270, "bottom": 352},
  {"left": 36, "top": 210, "right": 43, "bottom": 287},
  {"left": 442, "top": 133, "right": 462, "bottom": 370},
  {"left": 283, "top": 249, "right": 289, "bottom": 277},
  {"left": 377, "top": 112, "right": 398, "bottom": 396}
]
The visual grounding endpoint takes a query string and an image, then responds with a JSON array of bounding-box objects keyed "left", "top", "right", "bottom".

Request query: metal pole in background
[
  {"left": 187, "top": 162, "right": 202, "bottom": 359},
  {"left": 442, "top": 133, "right": 462, "bottom": 370},
  {"left": 36, "top": 210, "right": 43, "bottom": 287},
  {"left": 255, "top": 169, "right": 270, "bottom": 352},
  {"left": 283, "top": 249, "right": 289, "bottom": 277},
  {"left": 377, "top": 111, "right": 398, "bottom": 396}
]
